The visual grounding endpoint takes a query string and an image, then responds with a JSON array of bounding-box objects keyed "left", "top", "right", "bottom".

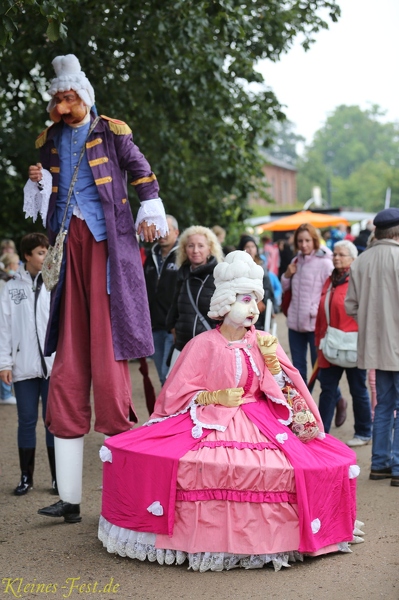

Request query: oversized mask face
[
  {"left": 50, "top": 90, "right": 87, "bottom": 124},
  {"left": 223, "top": 292, "right": 260, "bottom": 328}
]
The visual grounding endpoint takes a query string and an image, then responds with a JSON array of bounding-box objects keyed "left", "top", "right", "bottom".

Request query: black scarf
[{"left": 331, "top": 267, "right": 350, "bottom": 288}]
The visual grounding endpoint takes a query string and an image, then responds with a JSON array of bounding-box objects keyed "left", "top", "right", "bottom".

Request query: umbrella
[{"left": 259, "top": 211, "right": 349, "bottom": 232}]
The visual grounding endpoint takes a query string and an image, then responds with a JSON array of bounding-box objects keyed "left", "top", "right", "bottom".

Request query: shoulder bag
[
  {"left": 319, "top": 283, "right": 358, "bottom": 369},
  {"left": 42, "top": 117, "right": 101, "bottom": 291},
  {"left": 186, "top": 276, "right": 212, "bottom": 332}
]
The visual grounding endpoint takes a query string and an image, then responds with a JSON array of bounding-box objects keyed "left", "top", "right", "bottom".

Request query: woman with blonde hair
[{"left": 166, "top": 226, "right": 223, "bottom": 367}]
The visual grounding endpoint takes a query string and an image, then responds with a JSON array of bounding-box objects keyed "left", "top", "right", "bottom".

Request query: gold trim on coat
[{"left": 131, "top": 174, "right": 157, "bottom": 186}]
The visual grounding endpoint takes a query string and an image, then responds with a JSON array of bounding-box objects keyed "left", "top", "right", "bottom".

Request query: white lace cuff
[
  {"left": 136, "top": 198, "right": 168, "bottom": 240},
  {"left": 272, "top": 370, "right": 285, "bottom": 389},
  {"left": 189, "top": 397, "right": 227, "bottom": 439},
  {"left": 23, "top": 169, "right": 52, "bottom": 227}
]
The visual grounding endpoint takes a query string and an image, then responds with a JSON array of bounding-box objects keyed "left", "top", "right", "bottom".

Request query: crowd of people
[{"left": 1, "top": 52, "right": 398, "bottom": 576}]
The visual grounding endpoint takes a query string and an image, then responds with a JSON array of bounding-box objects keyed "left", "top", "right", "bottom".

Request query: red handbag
[{"left": 281, "top": 289, "right": 292, "bottom": 317}]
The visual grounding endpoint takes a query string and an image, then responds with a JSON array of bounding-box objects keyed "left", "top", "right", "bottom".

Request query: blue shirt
[{"left": 56, "top": 122, "right": 107, "bottom": 241}]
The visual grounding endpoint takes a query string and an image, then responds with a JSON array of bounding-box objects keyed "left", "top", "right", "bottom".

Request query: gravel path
[{"left": 0, "top": 314, "right": 397, "bottom": 599}]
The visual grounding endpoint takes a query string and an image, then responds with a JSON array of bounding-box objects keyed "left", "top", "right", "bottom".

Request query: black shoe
[
  {"left": 369, "top": 467, "right": 392, "bottom": 480},
  {"left": 15, "top": 448, "right": 35, "bottom": 496},
  {"left": 390, "top": 476, "right": 399, "bottom": 487},
  {"left": 14, "top": 473, "right": 33, "bottom": 496},
  {"left": 38, "top": 500, "right": 81, "bottom": 523}
]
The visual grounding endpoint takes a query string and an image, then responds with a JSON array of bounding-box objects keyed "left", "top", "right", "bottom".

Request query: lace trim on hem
[
  {"left": 189, "top": 400, "right": 227, "bottom": 439},
  {"left": 266, "top": 394, "right": 293, "bottom": 426},
  {"left": 142, "top": 399, "right": 194, "bottom": 427},
  {"left": 144, "top": 397, "right": 227, "bottom": 439},
  {"left": 98, "top": 516, "right": 350, "bottom": 572}
]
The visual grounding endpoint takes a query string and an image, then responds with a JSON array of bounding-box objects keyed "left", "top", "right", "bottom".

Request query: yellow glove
[
  {"left": 257, "top": 333, "right": 282, "bottom": 375},
  {"left": 196, "top": 387, "right": 244, "bottom": 408}
]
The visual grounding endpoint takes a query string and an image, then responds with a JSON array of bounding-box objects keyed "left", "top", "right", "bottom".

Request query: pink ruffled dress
[{"left": 99, "top": 328, "right": 361, "bottom": 572}]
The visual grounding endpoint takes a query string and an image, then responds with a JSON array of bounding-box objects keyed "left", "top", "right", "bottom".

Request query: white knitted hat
[
  {"left": 46, "top": 54, "right": 95, "bottom": 112},
  {"left": 208, "top": 250, "right": 265, "bottom": 319}
]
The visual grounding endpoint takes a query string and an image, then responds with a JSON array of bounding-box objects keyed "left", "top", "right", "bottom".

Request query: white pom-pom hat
[
  {"left": 208, "top": 250, "right": 265, "bottom": 319},
  {"left": 46, "top": 54, "right": 95, "bottom": 112}
]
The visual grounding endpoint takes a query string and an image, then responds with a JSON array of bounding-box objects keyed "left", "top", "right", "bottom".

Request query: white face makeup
[{"left": 224, "top": 293, "right": 260, "bottom": 328}]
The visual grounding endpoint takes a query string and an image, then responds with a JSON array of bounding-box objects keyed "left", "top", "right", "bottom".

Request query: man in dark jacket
[{"left": 144, "top": 215, "right": 179, "bottom": 384}]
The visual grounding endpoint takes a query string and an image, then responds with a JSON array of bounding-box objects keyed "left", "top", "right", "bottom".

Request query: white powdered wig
[
  {"left": 46, "top": 54, "right": 95, "bottom": 112},
  {"left": 208, "top": 250, "right": 264, "bottom": 319}
]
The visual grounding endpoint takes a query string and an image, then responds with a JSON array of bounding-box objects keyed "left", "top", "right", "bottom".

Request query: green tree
[
  {"left": 298, "top": 104, "right": 399, "bottom": 209},
  {"left": 296, "top": 150, "right": 330, "bottom": 204},
  {"left": 333, "top": 161, "right": 398, "bottom": 212},
  {"left": 0, "top": 0, "right": 341, "bottom": 240},
  {"left": 265, "top": 119, "right": 305, "bottom": 166}
]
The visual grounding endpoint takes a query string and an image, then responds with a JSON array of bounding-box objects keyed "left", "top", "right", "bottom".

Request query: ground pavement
[{"left": 0, "top": 313, "right": 397, "bottom": 600}]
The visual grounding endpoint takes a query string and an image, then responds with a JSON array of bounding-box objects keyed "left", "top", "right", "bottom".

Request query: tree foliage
[
  {"left": 297, "top": 105, "right": 399, "bottom": 211},
  {"left": 264, "top": 119, "right": 305, "bottom": 166},
  {"left": 0, "top": 0, "right": 341, "bottom": 240}
]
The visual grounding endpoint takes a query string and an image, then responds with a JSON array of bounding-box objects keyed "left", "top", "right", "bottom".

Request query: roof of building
[{"left": 260, "top": 150, "right": 297, "bottom": 172}]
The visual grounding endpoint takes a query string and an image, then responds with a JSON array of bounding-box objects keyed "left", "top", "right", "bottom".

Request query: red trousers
[{"left": 46, "top": 217, "right": 137, "bottom": 438}]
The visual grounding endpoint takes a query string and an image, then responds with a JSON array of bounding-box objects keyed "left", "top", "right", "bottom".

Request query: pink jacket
[{"left": 281, "top": 248, "right": 333, "bottom": 332}]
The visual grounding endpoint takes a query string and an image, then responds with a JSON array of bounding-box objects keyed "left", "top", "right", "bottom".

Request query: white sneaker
[
  {"left": 346, "top": 437, "right": 371, "bottom": 447},
  {"left": 0, "top": 396, "right": 17, "bottom": 405}
]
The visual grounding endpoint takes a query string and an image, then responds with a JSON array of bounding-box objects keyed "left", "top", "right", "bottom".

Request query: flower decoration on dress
[
  {"left": 311, "top": 518, "right": 321, "bottom": 534},
  {"left": 99, "top": 446, "right": 112, "bottom": 463},
  {"left": 282, "top": 386, "right": 320, "bottom": 443},
  {"left": 276, "top": 433, "right": 288, "bottom": 444},
  {"left": 349, "top": 465, "right": 360, "bottom": 479},
  {"left": 147, "top": 501, "right": 164, "bottom": 516}
]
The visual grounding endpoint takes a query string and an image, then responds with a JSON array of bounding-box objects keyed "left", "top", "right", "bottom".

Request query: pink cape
[{"left": 102, "top": 327, "right": 357, "bottom": 554}]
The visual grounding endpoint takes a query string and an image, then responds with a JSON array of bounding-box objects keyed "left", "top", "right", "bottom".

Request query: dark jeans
[
  {"left": 318, "top": 366, "right": 372, "bottom": 438},
  {"left": 151, "top": 329, "right": 174, "bottom": 386},
  {"left": 288, "top": 329, "right": 317, "bottom": 385},
  {"left": 372, "top": 370, "right": 399, "bottom": 475},
  {"left": 13, "top": 378, "right": 53, "bottom": 448}
]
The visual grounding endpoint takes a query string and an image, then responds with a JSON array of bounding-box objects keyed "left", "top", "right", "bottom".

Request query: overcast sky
[{"left": 256, "top": 0, "right": 398, "bottom": 147}]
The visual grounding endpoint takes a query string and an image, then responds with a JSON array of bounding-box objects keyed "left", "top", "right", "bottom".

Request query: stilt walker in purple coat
[{"left": 23, "top": 54, "right": 168, "bottom": 523}]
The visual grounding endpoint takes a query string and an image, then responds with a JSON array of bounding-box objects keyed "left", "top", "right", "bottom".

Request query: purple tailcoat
[{"left": 39, "top": 114, "right": 159, "bottom": 360}]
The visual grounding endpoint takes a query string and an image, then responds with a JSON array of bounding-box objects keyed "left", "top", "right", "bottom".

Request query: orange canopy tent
[{"left": 259, "top": 211, "right": 349, "bottom": 232}]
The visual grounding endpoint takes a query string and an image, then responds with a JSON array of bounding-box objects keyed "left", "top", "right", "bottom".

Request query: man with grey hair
[
  {"left": 144, "top": 215, "right": 179, "bottom": 386},
  {"left": 345, "top": 207, "right": 399, "bottom": 487}
]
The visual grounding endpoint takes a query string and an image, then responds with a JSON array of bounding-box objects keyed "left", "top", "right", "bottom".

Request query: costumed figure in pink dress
[{"left": 99, "top": 251, "right": 365, "bottom": 572}]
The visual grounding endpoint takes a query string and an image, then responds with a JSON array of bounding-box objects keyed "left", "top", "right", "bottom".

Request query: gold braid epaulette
[
  {"left": 101, "top": 115, "right": 132, "bottom": 135},
  {"left": 35, "top": 128, "right": 49, "bottom": 149}
]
